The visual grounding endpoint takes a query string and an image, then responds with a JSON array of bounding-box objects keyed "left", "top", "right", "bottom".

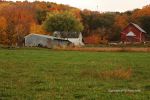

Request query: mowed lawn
[{"left": 0, "top": 48, "right": 150, "bottom": 100}]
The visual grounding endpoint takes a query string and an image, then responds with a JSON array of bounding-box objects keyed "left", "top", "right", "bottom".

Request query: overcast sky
[{"left": 10, "top": 0, "right": 150, "bottom": 12}]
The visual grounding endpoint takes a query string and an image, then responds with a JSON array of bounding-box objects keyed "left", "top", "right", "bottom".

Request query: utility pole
[
  {"left": 97, "top": 4, "right": 99, "bottom": 11},
  {"left": 96, "top": 0, "right": 100, "bottom": 12}
]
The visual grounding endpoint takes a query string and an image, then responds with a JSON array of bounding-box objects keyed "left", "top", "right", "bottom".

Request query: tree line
[{"left": 0, "top": 1, "right": 150, "bottom": 46}]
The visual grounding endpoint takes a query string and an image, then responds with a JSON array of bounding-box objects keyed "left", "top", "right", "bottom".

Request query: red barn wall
[{"left": 121, "top": 24, "right": 145, "bottom": 42}]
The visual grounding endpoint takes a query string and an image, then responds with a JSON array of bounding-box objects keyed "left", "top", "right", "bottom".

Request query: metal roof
[
  {"left": 25, "top": 33, "right": 54, "bottom": 39},
  {"left": 25, "top": 33, "right": 69, "bottom": 41},
  {"left": 131, "top": 23, "right": 146, "bottom": 33}
]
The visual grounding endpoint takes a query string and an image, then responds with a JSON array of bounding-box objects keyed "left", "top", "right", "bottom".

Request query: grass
[{"left": 0, "top": 48, "right": 150, "bottom": 100}]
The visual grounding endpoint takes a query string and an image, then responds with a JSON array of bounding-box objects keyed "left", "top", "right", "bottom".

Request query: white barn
[
  {"left": 53, "top": 32, "right": 84, "bottom": 46},
  {"left": 67, "top": 33, "right": 84, "bottom": 46}
]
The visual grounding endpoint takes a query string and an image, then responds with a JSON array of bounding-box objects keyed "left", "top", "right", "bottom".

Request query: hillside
[{"left": 0, "top": 1, "right": 150, "bottom": 46}]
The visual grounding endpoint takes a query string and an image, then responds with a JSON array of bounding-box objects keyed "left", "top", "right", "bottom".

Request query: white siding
[{"left": 67, "top": 33, "right": 84, "bottom": 46}]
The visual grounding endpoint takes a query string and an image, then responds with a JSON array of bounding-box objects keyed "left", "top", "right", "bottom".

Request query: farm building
[
  {"left": 67, "top": 33, "right": 84, "bottom": 46},
  {"left": 25, "top": 34, "right": 71, "bottom": 48},
  {"left": 53, "top": 31, "right": 84, "bottom": 46},
  {"left": 121, "top": 23, "right": 147, "bottom": 43}
]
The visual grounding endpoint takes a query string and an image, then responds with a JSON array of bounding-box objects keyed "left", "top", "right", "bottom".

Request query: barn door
[{"left": 127, "top": 36, "right": 135, "bottom": 43}]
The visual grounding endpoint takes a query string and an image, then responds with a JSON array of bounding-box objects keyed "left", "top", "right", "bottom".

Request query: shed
[
  {"left": 25, "top": 33, "right": 71, "bottom": 48},
  {"left": 121, "top": 23, "right": 147, "bottom": 43}
]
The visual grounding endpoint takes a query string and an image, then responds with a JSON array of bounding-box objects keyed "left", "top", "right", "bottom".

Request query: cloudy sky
[{"left": 11, "top": 0, "right": 150, "bottom": 12}]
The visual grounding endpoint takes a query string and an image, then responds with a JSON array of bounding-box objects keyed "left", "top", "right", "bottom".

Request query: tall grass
[{"left": 81, "top": 68, "right": 132, "bottom": 80}]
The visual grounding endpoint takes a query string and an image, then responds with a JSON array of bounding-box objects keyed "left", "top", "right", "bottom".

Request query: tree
[
  {"left": 132, "top": 5, "right": 150, "bottom": 19},
  {"left": 43, "top": 12, "right": 84, "bottom": 33},
  {"left": 84, "top": 34, "right": 101, "bottom": 44},
  {"left": 30, "top": 23, "right": 49, "bottom": 35},
  {"left": 36, "top": 9, "right": 47, "bottom": 24},
  {"left": 138, "top": 16, "right": 150, "bottom": 35},
  {"left": 0, "top": 4, "right": 35, "bottom": 47},
  {"left": 0, "top": 17, "right": 7, "bottom": 32},
  {"left": 114, "top": 14, "right": 129, "bottom": 30},
  {"left": 81, "top": 10, "right": 115, "bottom": 37},
  {"left": 0, "top": 16, "right": 7, "bottom": 44}
]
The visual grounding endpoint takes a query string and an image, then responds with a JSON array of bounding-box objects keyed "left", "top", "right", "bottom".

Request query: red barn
[{"left": 121, "top": 23, "right": 147, "bottom": 43}]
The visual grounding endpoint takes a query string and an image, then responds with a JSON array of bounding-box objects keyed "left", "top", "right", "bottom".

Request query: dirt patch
[{"left": 54, "top": 47, "right": 150, "bottom": 52}]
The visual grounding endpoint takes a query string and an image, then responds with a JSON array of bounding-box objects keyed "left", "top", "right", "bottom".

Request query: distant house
[
  {"left": 25, "top": 34, "right": 71, "bottom": 48},
  {"left": 53, "top": 31, "right": 84, "bottom": 46},
  {"left": 121, "top": 23, "right": 147, "bottom": 43}
]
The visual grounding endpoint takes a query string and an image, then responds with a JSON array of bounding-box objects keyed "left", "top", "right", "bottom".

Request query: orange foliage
[
  {"left": 35, "top": 1, "right": 48, "bottom": 10},
  {"left": 132, "top": 5, "right": 150, "bottom": 19},
  {"left": 114, "top": 15, "right": 129, "bottom": 30},
  {"left": 0, "top": 4, "right": 36, "bottom": 46},
  {"left": 0, "top": 16, "right": 7, "bottom": 44},
  {"left": 84, "top": 34, "right": 101, "bottom": 44},
  {"left": 0, "top": 16, "right": 7, "bottom": 31},
  {"left": 30, "top": 23, "right": 50, "bottom": 35}
]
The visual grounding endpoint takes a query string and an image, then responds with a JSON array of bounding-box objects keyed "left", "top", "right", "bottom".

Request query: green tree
[
  {"left": 81, "top": 10, "right": 115, "bottom": 36},
  {"left": 36, "top": 9, "right": 47, "bottom": 24},
  {"left": 43, "top": 12, "right": 83, "bottom": 33},
  {"left": 138, "top": 16, "right": 150, "bottom": 35}
]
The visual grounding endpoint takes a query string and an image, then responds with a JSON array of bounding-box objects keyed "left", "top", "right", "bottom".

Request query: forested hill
[{"left": 0, "top": 1, "right": 150, "bottom": 46}]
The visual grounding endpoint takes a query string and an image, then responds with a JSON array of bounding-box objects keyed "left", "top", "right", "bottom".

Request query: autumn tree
[
  {"left": 33, "top": 1, "right": 49, "bottom": 24},
  {"left": 0, "top": 16, "right": 7, "bottom": 44},
  {"left": 114, "top": 14, "right": 129, "bottom": 30},
  {"left": 84, "top": 34, "right": 101, "bottom": 44},
  {"left": 132, "top": 5, "right": 150, "bottom": 19},
  {"left": 0, "top": 4, "right": 35, "bottom": 47},
  {"left": 36, "top": 9, "right": 47, "bottom": 24},
  {"left": 30, "top": 23, "right": 49, "bottom": 35}
]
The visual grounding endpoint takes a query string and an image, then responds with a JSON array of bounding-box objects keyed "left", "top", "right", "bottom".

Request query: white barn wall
[
  {"left": 25, "top": 34, "right": 72, "bottom": 48},
  {"left": 67, "top": 33, "right": 84, "bottom": 46}
]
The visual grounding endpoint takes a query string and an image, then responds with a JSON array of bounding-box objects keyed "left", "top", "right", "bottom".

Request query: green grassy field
[{"left": 0, "top": 48, "right": 150, "bottom": 100}]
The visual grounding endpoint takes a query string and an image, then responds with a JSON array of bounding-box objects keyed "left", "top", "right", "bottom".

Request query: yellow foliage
[{"left": 30, "top": 23, "right": 50, "bottom": 35}]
